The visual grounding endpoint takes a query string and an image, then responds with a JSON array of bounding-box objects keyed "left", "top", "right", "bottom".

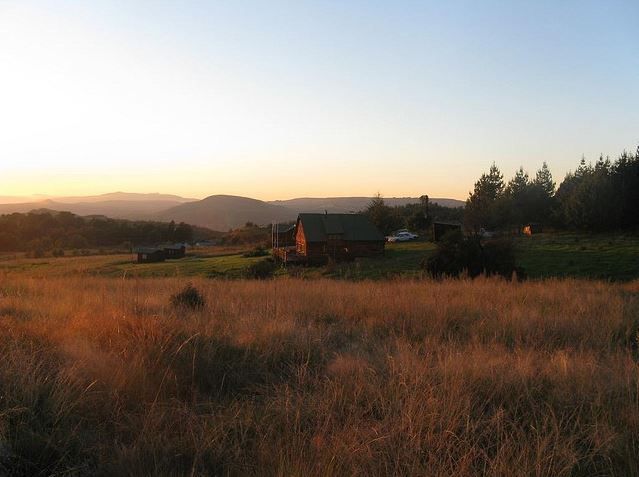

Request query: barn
[{"left": 294, "top": 213, "right": 385, "bottom": 262}]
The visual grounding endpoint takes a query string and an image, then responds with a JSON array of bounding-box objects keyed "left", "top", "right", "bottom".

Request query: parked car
[{"left": 386, "top": 231, "right": 419, "bottom": 242}]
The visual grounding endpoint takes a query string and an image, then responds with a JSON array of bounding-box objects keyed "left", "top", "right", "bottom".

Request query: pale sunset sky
[{"left": 0, "top": 0, "right": 637, "bottom": 201}]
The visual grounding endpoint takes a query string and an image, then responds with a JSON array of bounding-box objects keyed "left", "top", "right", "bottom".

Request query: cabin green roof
[{"left": 297, "top": 213, "right": 384, "bottom": 242}]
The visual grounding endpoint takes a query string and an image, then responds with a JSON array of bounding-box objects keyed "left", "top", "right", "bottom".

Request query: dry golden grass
[{"left": 0, "top": 276, "right": 638, "bottom": 476}]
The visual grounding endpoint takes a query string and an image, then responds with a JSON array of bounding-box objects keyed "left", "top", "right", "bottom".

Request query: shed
[
  {"left": 163, "top": 244, "right": 186, "bottom": 259},
  {"left": 295, "top": 213, "right": 385, "bottom": 262},
  {"left": 135, "top": 247, "right": 165, "bottom": 263},
  {"left": 432, "top": 221, "right": 463, "bottom": 241}
]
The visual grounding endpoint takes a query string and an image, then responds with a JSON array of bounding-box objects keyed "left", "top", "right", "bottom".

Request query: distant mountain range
[
  {"left": 269, "top": 196, "right": 464, "bottom": 213},
  {"left": 0, "top": 192, "right": 464, "bottom": 231},
  {"left": 0, "top": 192, "right": 195, "bottom": 221}
]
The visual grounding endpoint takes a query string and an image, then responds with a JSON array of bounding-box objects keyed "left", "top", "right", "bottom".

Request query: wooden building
[
  {"left": 432, "top": 221, "right": 463, "bottom": 241},
  {"left": 293, "top": 213, "right": 385, "bottom": 262},
  {"left": 135, "top": 247, "right": 165, "bottom": 263},
  {"left": 163, "top": 244, "right": 186, "bottom": 259}
]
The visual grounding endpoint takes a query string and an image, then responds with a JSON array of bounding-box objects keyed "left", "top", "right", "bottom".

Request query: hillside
[
  {"left": 52, "top": 192, "right": 197, "bottom": 204},
  {"left": 0, "top": 193, "right": 464, "bottom": 231},
  {"left": 156, "top": 195, "right": 296, "bottom": 231},
  {"left": 0, "top": 199, "right": 189, "bottom": 220},
  {"left": 270, "top": 196, "right": 465, "bottom": 213}
]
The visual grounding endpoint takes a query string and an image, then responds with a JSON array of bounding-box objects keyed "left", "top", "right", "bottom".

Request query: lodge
[{"left": 273, "top": 213, "right": 385, "bottom": 263}]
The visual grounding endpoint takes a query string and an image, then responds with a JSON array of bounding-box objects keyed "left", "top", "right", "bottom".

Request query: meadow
[
  {"left": 1, "top": 232, "right": 638, "bottom": 281},
  {"left": 0, "top": 274, "right": 638, "bottom": 476}
]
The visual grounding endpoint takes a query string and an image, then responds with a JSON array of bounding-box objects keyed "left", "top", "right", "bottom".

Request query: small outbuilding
[
  {"left": 163, "top": 244, "right": 186, "bottom": 259},
  {"left": 432, "top": 221, "right": 463, "bottom": 241},
  {"left": 135, "top": 247, "right": 165, "bottom": 263}
]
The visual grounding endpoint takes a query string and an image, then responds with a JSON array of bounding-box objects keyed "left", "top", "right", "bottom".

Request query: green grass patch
[
  {"left": 285, "top": 240, "right": 437, "bottom": 280},
  {"left": 0, "top": 234, "right": 637, "bottom": 281},
  {"left": 514, "top": 232, "right": 639, "bottom": 281}
]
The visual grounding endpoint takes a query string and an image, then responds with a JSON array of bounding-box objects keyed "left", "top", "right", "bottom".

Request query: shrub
[
  {"left": 170, "top": 283, "right": 206, "bottom": 310},
  {"left": 244, "top": 259, "right": 277, "bottom": 279},
  {"left": 242, "top": 246, "right": 269, "bottom": 258},
  {"left": 424, "top": 230, "right": 520, "bottom": 279}
]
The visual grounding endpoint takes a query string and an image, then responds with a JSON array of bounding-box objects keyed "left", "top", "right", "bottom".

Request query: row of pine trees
[{"left": 464, "top": 147, "right": 639, "bottom": 232}]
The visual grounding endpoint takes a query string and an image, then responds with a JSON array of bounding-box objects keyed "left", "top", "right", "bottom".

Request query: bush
[
  {"left": 170, "top": 283, "right": 206, "bottom": 310},
  {"left": 244, "top": 259, "right": 277, "bottom": 279},
  {"left": 243, "top": 246, "right": 269, "bottom": 258},
  {"left": 424, "top": 230, "right": 521, "bottom": 279}
]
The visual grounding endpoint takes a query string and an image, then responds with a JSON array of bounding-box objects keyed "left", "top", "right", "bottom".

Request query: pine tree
[
  {"left": 464, "top": 163, "right": 505, "bottom": 231},
  {"left": 533, "top": 162, "right": 555, "bottom": 197},
  {"left": 504, "top": 167, "right": 531, "bottom": 226},
  {"left": 506, "top": 167, "right": 530, "bottom": 196}
]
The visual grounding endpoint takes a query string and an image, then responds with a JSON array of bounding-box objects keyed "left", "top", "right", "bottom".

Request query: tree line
[
  {"left": 464, "top": 147, "right": 639, "bottom": 232},
  {"left": 0, "top": 211, "right": 211, "bottom": 253},
  {"left": 365, "top": 195, "right": 464, "bottom": 235}
]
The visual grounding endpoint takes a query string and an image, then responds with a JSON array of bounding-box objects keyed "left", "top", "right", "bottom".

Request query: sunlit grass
[{"left": 0, "top": 276, "right": 638, "bottom": 475}]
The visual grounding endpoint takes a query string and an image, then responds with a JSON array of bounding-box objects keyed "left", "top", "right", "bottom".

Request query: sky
[{"left": 0, "top": 0, "right": 638, "bottom": 201}]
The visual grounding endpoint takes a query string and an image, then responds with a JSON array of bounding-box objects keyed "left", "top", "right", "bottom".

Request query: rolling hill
[
  {"left": 156, "top": 195, "right": 297, "bottom": 231},
  {"left": 0, "top": 192, "right": 464, "bottom": 231},
  {"left": 0, "top": 198, "right": 190, "bottom": 220},
  {"left": 52, "top": 192, "right": 197, "bottom": 204},
  {"left": 0, "top": 193, "right": 197, "bottom": 220},
  {"left": 269, "top": 196, "right": 464, "bottom": 213}
]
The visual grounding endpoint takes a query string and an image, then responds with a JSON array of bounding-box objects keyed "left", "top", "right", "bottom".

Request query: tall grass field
[{"left": 1, "top": 276, "right": 638, "bottom": 475}]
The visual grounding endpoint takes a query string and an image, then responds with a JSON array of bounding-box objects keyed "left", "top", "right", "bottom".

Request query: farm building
[
  {"left": 289, "top": 213, "right": 385, "bottom": 263},
  {"left": 523, "top": 223, "right": 543, "bottom": 235},
  {"left": 135, "top": 247, "right": 165, "bottom": 263},
  {"left": 432, "top": 221, "right": 463, "bottom": 241},
  {"left": 163, "top": 244, "right": 186, "bottom": 259}
]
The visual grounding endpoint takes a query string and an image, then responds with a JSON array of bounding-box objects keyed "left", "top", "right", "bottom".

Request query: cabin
[
  {"left": 135, "top": 247, "right": 165, "bottom": 263},
  {"left": 432, "top": 221, "right": 463, "bottom": 241},
  {"left": 522, "top": 223, "right": 542, "bottom": 236},
  {"left": 163, "top": 244, "right": 186, "bottom": 259},
  {"left": 293, "top": 213, "right": 385, "bottom": 263}
]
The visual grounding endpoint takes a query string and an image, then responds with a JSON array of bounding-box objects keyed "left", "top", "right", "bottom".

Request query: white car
[{"left": 386, "top": 231, "right": 419, "bottom": 242}]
